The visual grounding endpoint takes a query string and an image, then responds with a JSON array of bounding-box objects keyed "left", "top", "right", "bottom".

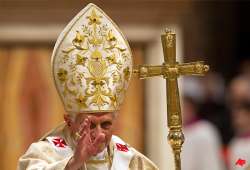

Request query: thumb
[{"left": 93, "top": 132, "right": 105, "bottom": 146}]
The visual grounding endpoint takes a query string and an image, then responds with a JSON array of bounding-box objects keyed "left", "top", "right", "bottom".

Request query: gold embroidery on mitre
[{"left": 52, "top": 3, "right": 132, "bottom": 113}]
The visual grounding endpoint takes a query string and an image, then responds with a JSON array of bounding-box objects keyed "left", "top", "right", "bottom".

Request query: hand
[{"left": 65, "top": 117, "right": 106, "bottom": 170}]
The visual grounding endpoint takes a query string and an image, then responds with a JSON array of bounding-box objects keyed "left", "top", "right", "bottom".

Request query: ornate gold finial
[
  {"left": 165, "top": 28, "right": 174, "bottom": 34},
  {"left": 204, "top": 65, "right": 210, "bottom": 72}
]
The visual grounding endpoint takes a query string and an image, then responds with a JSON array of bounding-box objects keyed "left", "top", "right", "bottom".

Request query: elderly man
[{"left": 17, "top": 3, "right": 158, "bottom": 170}]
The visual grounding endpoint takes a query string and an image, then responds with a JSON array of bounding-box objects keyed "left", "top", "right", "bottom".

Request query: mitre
[{"left": 51, "top": 3, "right": 133, "bottom": 114}]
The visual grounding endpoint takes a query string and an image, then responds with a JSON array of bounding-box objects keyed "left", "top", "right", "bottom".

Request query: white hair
[{"left": 66, "top": 112, "right": 118, "bottom": 122}]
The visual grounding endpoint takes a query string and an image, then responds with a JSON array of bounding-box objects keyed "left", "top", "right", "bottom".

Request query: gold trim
[{"left": 86, "top": 155, "right": 109, "bottom": 164}]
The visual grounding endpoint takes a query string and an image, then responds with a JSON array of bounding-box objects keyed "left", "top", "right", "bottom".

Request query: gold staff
[{"left": 133, "top": 29, "right": 209, "bottom": 170}]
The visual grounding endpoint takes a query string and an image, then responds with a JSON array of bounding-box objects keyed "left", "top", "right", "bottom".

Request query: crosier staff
[{"left": 133, "top": 29, "right": 209, "bottom": 170}]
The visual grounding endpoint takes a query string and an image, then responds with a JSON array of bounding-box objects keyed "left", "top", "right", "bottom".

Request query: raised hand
[
  {"left": 65, "top": 116, "right": 106, "bottom": 170},
  {"left": 75, "top": 116, "right": 106, "bottom": 159}
]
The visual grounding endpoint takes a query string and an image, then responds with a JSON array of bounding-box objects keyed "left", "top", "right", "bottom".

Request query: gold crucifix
[{"left": 133, "top": 29, "right": 209, "bottom": 170}]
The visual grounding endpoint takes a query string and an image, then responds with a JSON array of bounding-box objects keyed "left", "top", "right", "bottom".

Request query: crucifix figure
[{"left": 133, "top": 29, "right": 209, "bottom": 170}]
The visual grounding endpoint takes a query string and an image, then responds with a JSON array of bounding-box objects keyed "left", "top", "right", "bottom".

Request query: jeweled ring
[{"left": 75, "top": 132, "right": 82, "bottom": 140}]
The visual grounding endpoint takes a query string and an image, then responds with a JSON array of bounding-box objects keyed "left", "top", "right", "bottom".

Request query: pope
[{"left": 17, "top": 3, "right": 158, "bottom": 170}]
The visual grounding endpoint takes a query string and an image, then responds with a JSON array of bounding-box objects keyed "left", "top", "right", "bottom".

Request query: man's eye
[
  {"left": 90, "top": 123, "right": 96, "bottom": 129},
  {"left": 101, "top": 121, "right": 112, "bottom": 129}
]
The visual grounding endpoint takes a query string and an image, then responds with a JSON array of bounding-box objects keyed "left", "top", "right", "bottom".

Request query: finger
[
  {"left": 77, "top": 118, "right": 92, "bottom": 143},
  {"left": 79, "top": 118, "right": 90, "bottom": 135},
  {"left": 75, "top": 125, "right": 87, "bottom": 143},
  {"left": 92, "top": 132, "right": 105, "bottom": 146},
  {"left": 78, "top": 119, "right": 85, "bottom": 133},
  {"left": 84, "top": 117, "right": 91, "bottom": 134},
  {"left": 78, "top": 123, "right": 84, "bottom": 136},
  {"left": 77, "top": 130, "right": 92, "bottom": 147},
  {"left": 89, "top": 133, "right": 106, "bottom": 155},
  {"left": 87, "top": 115, "right": 97, "bottom": 126}
]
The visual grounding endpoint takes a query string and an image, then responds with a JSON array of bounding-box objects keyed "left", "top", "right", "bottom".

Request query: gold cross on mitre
[{"left": 133, "top": 29, "right": 209, "bottom": 170}]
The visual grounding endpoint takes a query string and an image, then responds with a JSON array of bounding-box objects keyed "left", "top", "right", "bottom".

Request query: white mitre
[{"left": 51, "top": 3, "right": 133, "bottom": 114}]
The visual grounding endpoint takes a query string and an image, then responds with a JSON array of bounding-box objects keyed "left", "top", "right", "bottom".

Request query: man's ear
[{"left": 64, "top": 114, "right": 72, "bottom": 127}]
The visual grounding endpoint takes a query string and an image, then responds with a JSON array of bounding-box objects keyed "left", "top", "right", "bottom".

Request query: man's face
[{"left": 66, "top": 112, "right": 115, "bottom": 152}]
